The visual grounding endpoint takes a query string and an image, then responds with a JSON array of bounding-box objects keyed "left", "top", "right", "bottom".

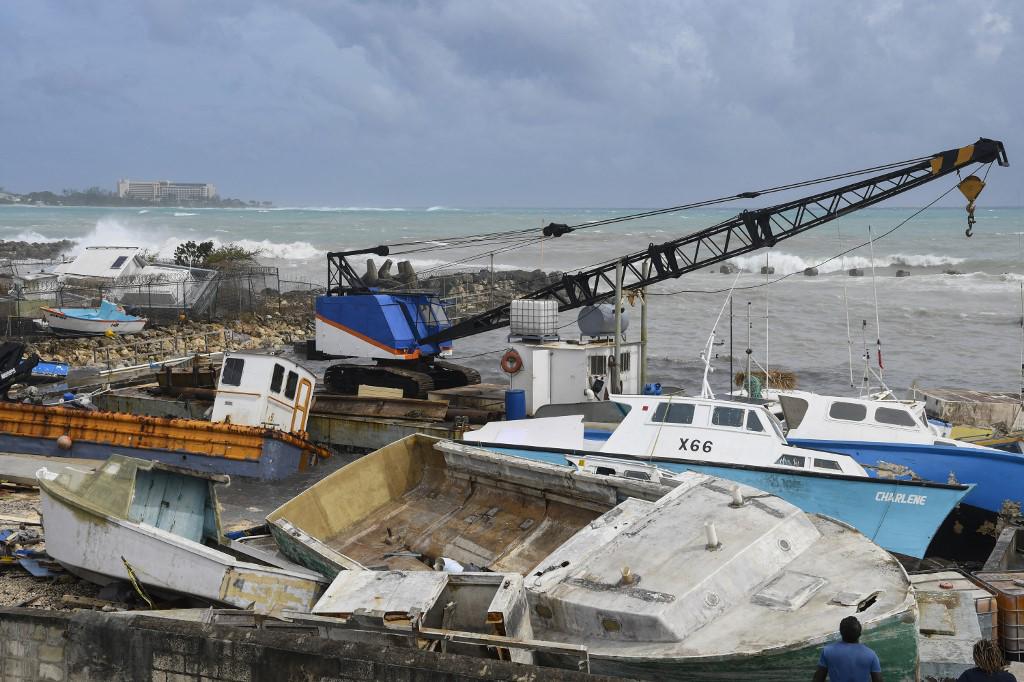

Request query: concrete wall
[{"left": 0, "top": 609, "right": 620, "bottom": 682}]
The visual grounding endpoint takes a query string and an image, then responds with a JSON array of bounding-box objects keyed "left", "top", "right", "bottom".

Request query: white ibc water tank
[
  {"left": 578, "top": 304, "right": 629, "bottom": 337},
  {"left": 510, "top": 299, "right": 559, "bottom": 337}
]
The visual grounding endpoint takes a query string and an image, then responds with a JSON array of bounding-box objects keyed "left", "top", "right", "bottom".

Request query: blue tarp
[{"left": 53, "top": 299, "right": 142, "bottom": 322}]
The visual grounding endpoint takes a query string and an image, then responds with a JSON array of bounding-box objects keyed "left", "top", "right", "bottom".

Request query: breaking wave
[
  {"left": 65, "top": 218, "right": 324, "bottom": 261},
  {"left": 728, "top": 252, "right": 966, "bottom": 275},
  {"left": 173, "top": 212, "right": 197, "bottom": 217},
  {"left": 6, "top": 230, "right": 66, "bottom": 243}
]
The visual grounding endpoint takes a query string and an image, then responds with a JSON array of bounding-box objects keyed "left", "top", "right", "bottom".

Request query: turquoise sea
[{"left": 2, "top": 203, "right": 1022, "bottom": 394}]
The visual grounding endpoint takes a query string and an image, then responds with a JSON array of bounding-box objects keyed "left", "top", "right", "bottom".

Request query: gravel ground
[{"left": 0, "top": 486, "right": 102, "bottom": 610}]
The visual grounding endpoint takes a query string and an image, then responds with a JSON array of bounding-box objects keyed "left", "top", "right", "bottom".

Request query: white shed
[{"left": 53, "top": 246, "right": 147, "bottom": 281}]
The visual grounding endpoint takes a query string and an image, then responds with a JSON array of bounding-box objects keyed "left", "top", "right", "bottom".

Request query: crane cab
[{"left": 315, "top": 292, "right": 453, "bottom": 360}]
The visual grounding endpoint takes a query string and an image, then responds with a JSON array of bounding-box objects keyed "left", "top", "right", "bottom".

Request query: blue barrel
[{"left": 504, "top": 389, "right": 527, "bottom": 421}]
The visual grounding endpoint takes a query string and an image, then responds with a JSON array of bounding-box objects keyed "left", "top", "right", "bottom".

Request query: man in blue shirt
[{"left": 813, "top": 616, "right": 883, "bottom": 682}]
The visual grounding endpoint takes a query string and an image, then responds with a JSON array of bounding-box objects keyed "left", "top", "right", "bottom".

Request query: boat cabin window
[
  {"left": 270, "top": 364, "right": 285, "bottom": 394},
  {"left": 746, "top": 410, "right": 765, "bottom": 432},
  {"left": 874, "top": 406, "right": 917, "bottom": 428},
  {"left": 813, "top": 458, "right": 842, "bottom": 471},
  {"left": 775, "top": 454, "right": 806, "bottom": 468},
  {"left": 712, "top": 406, "right": 745, "bottom": 428},
  {"left": 619, "top": 353, "right": 631, "bottom": 371},
  {"left": 652, "top": 402, "right": 695, "bottom": 424},
  {"left": 589, "top": 355, "right": 608, "bottom": 375},
  {"left": 778, "top": 395, "right": 809, "bottom": 429},
  {"left": 221, "top": 357, "right": 244, "bottom": 386},
  {"left": 828, "top": 401, "right": 867, "bottom": 422},
  {"left": 595, "top": 466, "right": 616, "bottom": 476},
  {"left": 623, "top": 469, "right": 651, "bottom": 481},
  {"left": 284, "top": 371, "right": 299, "bottom": 400}
]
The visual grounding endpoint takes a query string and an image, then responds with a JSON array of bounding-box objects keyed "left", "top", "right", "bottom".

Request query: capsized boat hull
[
  {"left": 470, "top": 442, "right": 971, "bottom": 559},
  {"left": 38, "top": 477, "right": 322, "bottom": 615},
  {"left": 787, "top": 437, "right": 1024, "bottom": 515}
]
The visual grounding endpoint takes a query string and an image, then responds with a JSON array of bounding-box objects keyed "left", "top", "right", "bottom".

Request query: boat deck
[
  {"left": 268, "top": 436, "right": 667, "bottom": 576},
  {"left": 320, "top": 460, "right": 600, "bottom": 572}
]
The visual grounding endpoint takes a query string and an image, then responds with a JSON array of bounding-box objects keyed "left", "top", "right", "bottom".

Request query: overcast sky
[{"left": 1, "top": 1, "right": 1021, "bottom": 207}]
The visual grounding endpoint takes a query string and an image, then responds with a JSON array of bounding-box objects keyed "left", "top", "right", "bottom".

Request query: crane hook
[{"left": 958, "top": 175, "right": 986, "bottom": 238}]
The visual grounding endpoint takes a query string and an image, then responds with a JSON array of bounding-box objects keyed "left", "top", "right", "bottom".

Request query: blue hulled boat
[
  {"left": 778, "top": 391, "right": 1024, "bottom": 517},
  {"left": 465, "top": 393, "right": 972, "bottom": 559}
]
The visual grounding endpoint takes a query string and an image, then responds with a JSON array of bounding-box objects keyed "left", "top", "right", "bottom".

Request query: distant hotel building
[{"left": 116, "top": 179, "right": 217, "bottom": 202}]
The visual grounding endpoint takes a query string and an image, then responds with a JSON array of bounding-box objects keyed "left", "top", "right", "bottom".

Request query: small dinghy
[
  {"left": 38, "top": 455, "right": 326, "bottom": 615},
  {"left": 40, "top": 299, "right": 146, "bottom": 336}
]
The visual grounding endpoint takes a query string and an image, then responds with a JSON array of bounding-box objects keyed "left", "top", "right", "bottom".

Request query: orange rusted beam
[{"left": 0, "top": 402, "right": 330, "bottom": 463}]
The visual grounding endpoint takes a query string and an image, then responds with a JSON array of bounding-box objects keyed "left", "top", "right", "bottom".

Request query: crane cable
[{"left": 379, "top": 153, "right": 935, "bottom": 257}]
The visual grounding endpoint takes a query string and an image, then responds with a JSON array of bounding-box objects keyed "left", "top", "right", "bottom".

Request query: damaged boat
[
  {"left": 268, "top": 436, "right": 917, "bottom": 680},
  {"left": 464, "top": 394, "right": 972, "bottom": 559},
  {"left": 0, "top": 352, "right": 327, "bottom": 480},
  {"left": 37, "top": 455, "right": 326, "bottom": 615}
]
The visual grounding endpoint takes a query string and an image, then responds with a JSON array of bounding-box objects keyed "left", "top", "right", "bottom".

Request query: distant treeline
[{"left": 0, "top": 186, "right": 271, "bottom": 208}]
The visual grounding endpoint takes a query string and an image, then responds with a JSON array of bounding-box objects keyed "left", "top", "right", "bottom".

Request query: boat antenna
[
  {"left": 745, "top": 301, "right": 753, "bottom": 397},
  {"left": 729, "top": 294, "right": 734, "bottom": 398},
  {"left": 699, "top": 272, "right": 741, "bottom": 399},
  {"left": 860, "top": 319, "right": 871, "bottom": 396},
  {"left": 838, "top": 222, "right": 855, "bottom": 388},
  {"left": 868, "top": 225, "right": 884, "bottom": 383},
  {"left": 764, "top": 252, "right": 770, "bottom": 394}
]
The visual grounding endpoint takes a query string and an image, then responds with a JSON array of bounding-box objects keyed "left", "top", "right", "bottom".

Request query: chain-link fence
[{"left": 0, "top": 265, "right": 288, "bottom": 338}]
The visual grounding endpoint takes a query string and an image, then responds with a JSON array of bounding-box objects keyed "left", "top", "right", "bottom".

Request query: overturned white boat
[{"left": 38, "top": 455, "right": 325, "bottom": 615}]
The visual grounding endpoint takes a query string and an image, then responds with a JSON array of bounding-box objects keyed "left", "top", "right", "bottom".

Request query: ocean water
[{"left": 2, "top": 204, "right": 1022, "bottom": 396}]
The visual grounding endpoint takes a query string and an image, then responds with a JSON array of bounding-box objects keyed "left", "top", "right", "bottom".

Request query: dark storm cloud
[{"left": 1, "top": 0, "right": 1020, "bottom": 206}]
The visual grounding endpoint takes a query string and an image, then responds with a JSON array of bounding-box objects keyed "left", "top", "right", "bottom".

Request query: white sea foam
[
  {"left": 137, "top": 209, "right": 149, "bottom": 214},
  {"left": 426, "top": 206, "right": 461, "bottom": 212},
  {"left": 8, "top": 230, "right": 65, "bottom": 243},
  {"left": 728, "top": 251, "right": 966, "bottom": 275},
  {"left": 67, "top": 218, "right": 324, "bottom": 261},
  {"left": 173, "top": 212, "right": 197, "bottom": 217}
]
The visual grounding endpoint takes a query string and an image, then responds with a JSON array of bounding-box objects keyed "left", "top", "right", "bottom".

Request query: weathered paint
[
  {"left": 37, "top": 456, "right": 325, "bottom": 615},
  {"left": 573, "top": 613, "right": 918, "bottom": 681},
  {"left": 306, "top": 412, "right": 454, "bottom": 452},
  {"left": 0, "top": 401, "right": 328, "bottom": 480}
]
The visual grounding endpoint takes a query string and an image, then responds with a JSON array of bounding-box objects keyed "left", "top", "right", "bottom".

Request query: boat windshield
[{"left": 765, "top": 410, "right": 787, "bottom": 441}]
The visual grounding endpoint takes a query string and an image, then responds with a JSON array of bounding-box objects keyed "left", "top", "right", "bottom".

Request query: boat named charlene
[
  {"left": 38, "top": 455, "right": 326, "bottom": 615},
  {"left": 779, "top": 390, "right": 1024, "bottom": 519},
  {"left": 465, "top": 393, "right": 971, "bottom": 559},
  {"left": 0, "top": 352, "right": 328, "bottom": 480},
  {"left": 266, "top": 435, "right": 918, "bottom": 681}
]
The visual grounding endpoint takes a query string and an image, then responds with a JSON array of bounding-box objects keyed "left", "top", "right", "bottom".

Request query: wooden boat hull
[
  {"left": 38, "top": 469, "right": 322, "bottom": 615},
  {"left": 0, "top": 401, "right": 328, "bottom": 480}
]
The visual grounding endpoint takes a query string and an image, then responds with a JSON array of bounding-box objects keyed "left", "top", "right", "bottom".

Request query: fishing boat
[
  {"left": 39, "top": 299, "right": 147, "bottom": 336},
  {"left": 464, "top": 393, "right": 972, "bottom": 559},
  {"left": 0, "top": 352, "right": 327, "bottom": 480},
  {"left": 37, "top": 455, "right": 326, "bottom": 615},
  {"left": 779, "top": 390, "right": 1024, "bottom": 520},
  {"left": 267, "top": 436, "right": 918, "bottom": 680}
]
